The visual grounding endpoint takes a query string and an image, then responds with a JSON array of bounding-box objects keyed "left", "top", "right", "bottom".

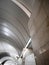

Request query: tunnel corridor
[{"left": 0, "top": 0, "right": 49, "bottom": 65}]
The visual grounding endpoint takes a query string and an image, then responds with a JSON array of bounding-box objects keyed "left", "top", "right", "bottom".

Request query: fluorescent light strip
[
  {"left": 11, "top": 0, "right": 31, "bottom": 18},
  {"left": 20, "top": 38, "right": 31, "bottom": 58},
  {"left": 25, "top": 38, "right": 31, "bottom": 48}
]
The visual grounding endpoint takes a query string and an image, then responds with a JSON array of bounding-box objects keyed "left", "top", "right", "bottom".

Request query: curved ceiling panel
[{"left": 0, "top": 0, "right": 30, "bottom": 51}]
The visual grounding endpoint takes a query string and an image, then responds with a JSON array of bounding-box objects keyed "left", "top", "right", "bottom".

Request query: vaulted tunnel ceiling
[{"left": 0, "top": 0, "right": 32, "bottom": 53}]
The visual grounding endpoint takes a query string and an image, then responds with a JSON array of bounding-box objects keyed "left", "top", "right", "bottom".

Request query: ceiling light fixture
[{"left": 11, "top": 0, "right": 31, "bottom": 18}]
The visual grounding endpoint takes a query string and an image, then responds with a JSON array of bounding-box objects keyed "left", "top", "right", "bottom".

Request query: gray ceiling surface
[{"left": 0, "top": 0, "right": 30, "bottom": 51}]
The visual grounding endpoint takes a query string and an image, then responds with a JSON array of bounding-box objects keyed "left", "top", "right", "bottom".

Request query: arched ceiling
[{"left": 0, "top": 0, "right": 31, "bottom": 52}]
